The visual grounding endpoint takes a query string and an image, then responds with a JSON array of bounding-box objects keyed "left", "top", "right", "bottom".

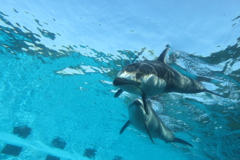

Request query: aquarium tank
[{"left": 0, "top": 0, "right": 240, "bottom": 160}]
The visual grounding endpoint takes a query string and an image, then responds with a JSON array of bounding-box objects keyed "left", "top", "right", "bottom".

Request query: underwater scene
[{"left": 0, "top": 1, "right": 240, "bottom": 160}]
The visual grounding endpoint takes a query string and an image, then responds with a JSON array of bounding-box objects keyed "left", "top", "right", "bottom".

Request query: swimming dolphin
[
  {"left": 113, "top": 45, "right": 223, "bottom": 114},
  {"left": 119, "top": 99, "right": 193, "bottom": 147}
]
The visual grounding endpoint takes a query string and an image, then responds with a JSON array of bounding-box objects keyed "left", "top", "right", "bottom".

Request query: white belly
[
  {"left": 118, "top": 71, "right": 166, "bottom": 96},
  {"left": 140, "top": 74, "right": 166, "bottom": 96}
]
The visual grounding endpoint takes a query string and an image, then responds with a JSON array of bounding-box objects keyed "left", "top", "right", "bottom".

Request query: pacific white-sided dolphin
[
  {"left": 119, "top": 99, "right": 193, "bottom": 147},
  {"left": 113, "top": 45, "right": 223, "bottom": 114}
]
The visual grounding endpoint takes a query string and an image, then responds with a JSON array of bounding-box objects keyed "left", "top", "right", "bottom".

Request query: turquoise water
[{"left": 1, "top": 1, "right": 240, "bottom": 160}]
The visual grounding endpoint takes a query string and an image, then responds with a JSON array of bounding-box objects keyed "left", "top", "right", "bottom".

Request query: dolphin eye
[
  {"left": 123, "top": 63, "right": 137, "bottom": 71},
  {"left": 136, "top": 72, "right": 144, "bottom": 79}
]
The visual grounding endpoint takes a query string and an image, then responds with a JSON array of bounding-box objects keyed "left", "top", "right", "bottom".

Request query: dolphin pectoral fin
[
  {"left": 157, "top": 45, "right": 170, "bottom": 63},
  {"left": 119, "top": 120, "right": 130, "bottom": 134},
  {"left": 144, "top": 122, "right": 155, "bottom": 144},
  {"left": 142, "top": 94, "right": 149, "bottom": 115},
  {"left": 173, "top": 138, "right": 193, "bottom": 147},
  {"left": 114, "top": 89, "right": 124, "bottom": 98}
]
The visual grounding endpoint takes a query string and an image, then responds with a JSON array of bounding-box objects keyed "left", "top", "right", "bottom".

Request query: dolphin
[
  {"left": 119, "top": 99, "right": 193, "bottom": 147},
  {"left": 113, "top": 45, "right": 223, "bottom": 114}
]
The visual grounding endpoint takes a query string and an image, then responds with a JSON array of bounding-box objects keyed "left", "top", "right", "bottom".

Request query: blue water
[{"left": 1, "top": 1, "right": 240, "bottom": 160}]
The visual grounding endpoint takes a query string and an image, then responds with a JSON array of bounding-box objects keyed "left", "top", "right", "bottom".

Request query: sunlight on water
[{"left": 0, "top": 1, "right": 240, "bottom": 160}]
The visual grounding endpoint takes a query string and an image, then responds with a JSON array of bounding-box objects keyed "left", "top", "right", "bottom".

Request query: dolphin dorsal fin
[{"left": 157, "top": 44, "right": 170, "bottom": 63}]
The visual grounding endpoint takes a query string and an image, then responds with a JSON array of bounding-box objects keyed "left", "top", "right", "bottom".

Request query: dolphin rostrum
[
  {"left": 119, "top": 99, "right": 193, "bottom": 147},
  {"left": 113, "top": 45, "right": 223, "bottom": 114}
]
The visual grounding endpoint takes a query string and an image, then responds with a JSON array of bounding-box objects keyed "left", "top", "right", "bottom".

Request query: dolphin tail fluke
[
  {"left": 173, "top": 138, "right": 193, "bottom": 147},
  {"left": 114, "top": 89, "right": 124, "bottom": 98},
  {"left": 204, "top": 89, "right": 225, "bottom": 98},
  {"left": 119, "top": 120, "right": 130, "bottom": 134}
]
